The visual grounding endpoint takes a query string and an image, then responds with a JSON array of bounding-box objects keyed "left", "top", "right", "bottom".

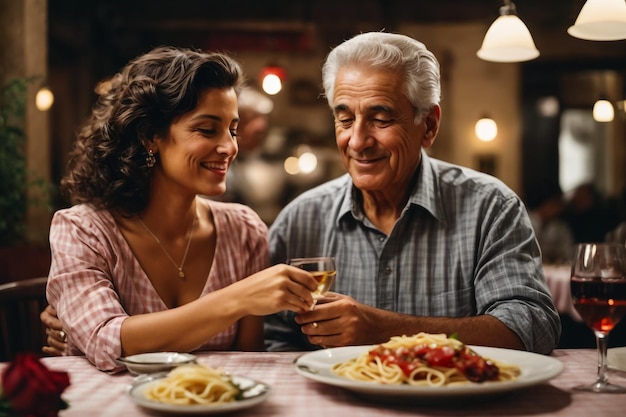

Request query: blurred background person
[
  {"left": 215, "top": 86, "right": 287, "bottom": 224},
  {"left": 606, "top": 221, "right": 626, "bottom": 244},
  {"left": 526, "top": 184, "right": 575, "bottom": 265},
  {"left": 230, "top": 86, "right": 274, "bottom": 158},
  {"left": 564, "top": 183, "right": 621, "bottom": 244}
]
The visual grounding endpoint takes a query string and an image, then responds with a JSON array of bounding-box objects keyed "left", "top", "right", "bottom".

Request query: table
[{"left": 3, "top": 350, "right": 625, "bottom": 416}]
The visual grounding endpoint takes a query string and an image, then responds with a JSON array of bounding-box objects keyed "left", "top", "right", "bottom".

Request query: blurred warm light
[
  {"left": 298, "top": 152, "right": 318, "bottom": 174},
  {"left": 592, "top": 99, "right": 614, "bottom": 122},
  {"left": 476, "top": 1, "right": 539, "bottom": 63},
  {"left": 284, "top": 156, "right": 300, "bottom": 175},
  {"left": 262, "top": 74, "right": 282, "bottom": 95},
  {"left": 241, "top": 160, "right": 284, "bottom": 204},
  {"left": 475, "top": 117, "right": 498, "bottom": 142},
  {"left": 260, "top": 66, "right": 286, "bottom": 95},
  {"left": 35, "top": 87, "right": 54, "bottom": 111},
  {"left": 537, "top": 96, "right": 560, "bottom": 117},
  {"left": 568, "top": 0, "right": 626, "bottom": 41}
]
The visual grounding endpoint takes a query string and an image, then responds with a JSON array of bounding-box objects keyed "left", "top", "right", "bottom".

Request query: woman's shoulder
[
  {"left": 52, "top": 204, "right": 115, "bottom": 228},
  {"left": 50, "top": 204, "right": 122, "bottom": 254}
]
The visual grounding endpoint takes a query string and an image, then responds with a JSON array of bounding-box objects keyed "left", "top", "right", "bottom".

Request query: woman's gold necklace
[{"left": 139, "top": 215, "right": 197, "bottom": 279}]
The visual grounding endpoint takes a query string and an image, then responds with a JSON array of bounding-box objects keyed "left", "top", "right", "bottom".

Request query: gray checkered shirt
[{"left": 264, "top": 151, "right": 560, "bottom": 354}]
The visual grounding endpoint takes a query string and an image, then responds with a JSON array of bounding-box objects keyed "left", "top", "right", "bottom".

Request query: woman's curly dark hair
[{"left": 61, "top": 45, "right": 244, "bottom": 216}]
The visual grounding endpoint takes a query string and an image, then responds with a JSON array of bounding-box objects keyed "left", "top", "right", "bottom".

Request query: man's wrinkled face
[{"left": 332, "top": 65, "right": 427, "bottom": 194}]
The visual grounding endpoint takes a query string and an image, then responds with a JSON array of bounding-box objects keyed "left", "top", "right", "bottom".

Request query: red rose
[{"left": 0, "top": 353, "right": 70, "bottom": 417}]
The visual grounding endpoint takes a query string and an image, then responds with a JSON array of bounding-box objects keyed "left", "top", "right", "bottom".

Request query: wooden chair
[{"left": 0, "top": 277, "right": 48, "bottom": 361}]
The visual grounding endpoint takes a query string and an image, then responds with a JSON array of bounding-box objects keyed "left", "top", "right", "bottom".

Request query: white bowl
[{"left": 118, "top": 352, "right": 197, "bottom": 375}]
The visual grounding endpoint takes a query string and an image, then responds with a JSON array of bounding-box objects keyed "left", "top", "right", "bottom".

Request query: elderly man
[{"left": 264, "top": 32, "right": 560, "bottom": 354}]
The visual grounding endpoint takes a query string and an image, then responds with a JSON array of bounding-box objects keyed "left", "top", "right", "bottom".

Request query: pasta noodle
[
  {"left": 145, "top": 363, "right": 240, "bottom": 405},
  {"left": 332, "top": 333, "right": 521, "bottom": 387}
]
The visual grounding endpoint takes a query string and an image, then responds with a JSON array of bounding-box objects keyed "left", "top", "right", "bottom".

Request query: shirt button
[
  {"left": 379, "top": 236, "right": 385, "bottom": 242},
  {"left": 384, "top": 266, "right": 392, "bottom": 275}
]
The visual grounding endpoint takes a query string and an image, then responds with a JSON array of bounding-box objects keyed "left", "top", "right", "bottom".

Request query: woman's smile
[{"left": 200, "top": 161, "right": 229, "bottom": 175}]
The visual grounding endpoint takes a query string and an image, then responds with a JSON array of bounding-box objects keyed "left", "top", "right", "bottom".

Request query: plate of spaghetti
[
  {"left": 128, "top": 363, "right": 270, "bottom": 414},
  {"left": 295, "top": 333, "right": 563, "bottom": 402}
]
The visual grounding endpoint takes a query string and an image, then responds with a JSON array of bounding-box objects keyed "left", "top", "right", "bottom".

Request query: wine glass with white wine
[
  {"left": 288, "top": 257, "right": 336, "bottom": 307},
  {"left": 570, "top": 242, "right": 626, "bottom": 393}
]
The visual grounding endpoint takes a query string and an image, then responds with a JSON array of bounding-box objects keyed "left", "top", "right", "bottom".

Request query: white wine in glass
[
  {"left": 570, "top": 242, "right": 626, "bottom": 393},
  {"left": 288, "top": 257, "right": 336, "bottom": 305}
]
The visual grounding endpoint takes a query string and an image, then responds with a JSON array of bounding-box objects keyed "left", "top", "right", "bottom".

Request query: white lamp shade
[
  {"left": 477, "top": 15, "right": 540, "bottom": 63},
  {"left": 592, "top": 99, "right": 614, "bottom": 122},
  {"left": 568, "top": 0, "right": 626, "bottom": 41}
]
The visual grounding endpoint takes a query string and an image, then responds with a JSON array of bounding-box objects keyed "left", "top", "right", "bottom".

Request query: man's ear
[{"left": 422, "top": 105, "right": 441, "bottom": 149}]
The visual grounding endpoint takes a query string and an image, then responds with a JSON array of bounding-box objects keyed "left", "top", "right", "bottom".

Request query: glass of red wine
[{"left": 570, "top": 242, "right": 626, "bottom": 393}]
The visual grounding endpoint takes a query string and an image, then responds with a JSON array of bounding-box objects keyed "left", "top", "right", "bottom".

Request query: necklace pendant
[{"left": 178, "top": 269, "right": 185, "bottom": 279}]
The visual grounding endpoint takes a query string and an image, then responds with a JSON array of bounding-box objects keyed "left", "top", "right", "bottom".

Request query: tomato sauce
[{"left": 368, "top": 344, "right": 500, "bottom": 383}]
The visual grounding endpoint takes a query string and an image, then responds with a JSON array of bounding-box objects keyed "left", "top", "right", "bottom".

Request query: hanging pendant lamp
[
  {"left": 477, "top": 0, "right": 539, "bottom": 63},
  {"left": 568, "top": 0, "right": 626, "bottom": 41}
]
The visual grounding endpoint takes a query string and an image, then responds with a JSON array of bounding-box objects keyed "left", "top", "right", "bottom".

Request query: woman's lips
[{"left": 201, "top": 162, "right": 228, "bottom": 175}]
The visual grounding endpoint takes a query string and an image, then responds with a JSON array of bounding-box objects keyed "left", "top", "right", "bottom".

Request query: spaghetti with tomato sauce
[{"left": 332, "top": 333, "right": 521, "bottom": 387}]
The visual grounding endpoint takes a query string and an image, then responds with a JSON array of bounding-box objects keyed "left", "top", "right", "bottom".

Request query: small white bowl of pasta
[
  {"left": 118, "top": 352, "right": 197, "bottom": 375},
  {"left": 128, "top": 363, "right": 271, "bottom": 413}
]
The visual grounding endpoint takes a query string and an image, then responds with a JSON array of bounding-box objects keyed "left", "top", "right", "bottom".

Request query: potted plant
[{"left": 0, "top": 78, "right": 53, "bottom": 283}]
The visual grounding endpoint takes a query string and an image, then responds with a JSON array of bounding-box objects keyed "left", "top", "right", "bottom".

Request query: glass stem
[{"left": 595, "top": 331, "right": 609, "bottom": 385}]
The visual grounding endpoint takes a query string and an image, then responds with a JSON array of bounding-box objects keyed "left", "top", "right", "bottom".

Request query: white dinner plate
[
  {"left": 128, "top": 373, "right": 271, "bottom": 414},
  {"left": 295, "top": 345, "right": 563, "bottom": 402},
  {"left": 608, "top": 347, "right": 626, "bottom": 372}
]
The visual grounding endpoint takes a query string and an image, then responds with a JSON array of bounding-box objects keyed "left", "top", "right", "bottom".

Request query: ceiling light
[
  {"left": 477, "top": 0, "right": 539, "bottom": 63},
  {"left": 568, "top": 0, "right": 626, "bottom": 41}
]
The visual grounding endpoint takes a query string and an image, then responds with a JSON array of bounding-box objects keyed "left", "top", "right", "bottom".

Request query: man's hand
[
  {"left": 40, "top": 305, "right": 67, "bottom": 356},
  {"left": 294, "top": 292, "right": 389, "bottom": 347},
  {"left": 293, "top": 292, "right": 526, "bottom": 351}
]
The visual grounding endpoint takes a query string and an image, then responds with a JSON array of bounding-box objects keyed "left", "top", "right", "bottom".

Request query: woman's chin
[{"left": 199, "top": 186, "right": 227, "bottom": 198}]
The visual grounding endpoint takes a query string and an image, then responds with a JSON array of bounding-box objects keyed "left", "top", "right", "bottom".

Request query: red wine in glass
[
  {"left": 571, "top": 278, "right": 626, "bottom": 332},
  {"left": 570, "top": 242, "right": 626, "bottom": 393}
]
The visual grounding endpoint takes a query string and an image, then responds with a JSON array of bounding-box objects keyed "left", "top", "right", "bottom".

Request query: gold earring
[{"left": 146, "top": 149, "right": 156, "bottom": 168}]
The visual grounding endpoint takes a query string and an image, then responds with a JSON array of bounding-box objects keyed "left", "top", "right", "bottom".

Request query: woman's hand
[
  {"left": 229, "top": 264, "right": 318, "bottom": 316},
  {"left": 40, "top": 305, "right": 67, "bottom": 356}
]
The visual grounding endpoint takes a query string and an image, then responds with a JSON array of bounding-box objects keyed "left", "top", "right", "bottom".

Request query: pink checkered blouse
[{"left": 46, "top": 198, "right": 269, "bottom": 371}]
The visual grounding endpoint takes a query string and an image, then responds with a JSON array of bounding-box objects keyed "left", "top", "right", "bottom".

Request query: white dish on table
[
  {"left": 128, "top": 372, "right": 270, "bottom": 414},
  {"left": 295, "top": 345, "right": 564, "bottom": 403},
  {"left": 118, "top": 352, "right": 197, "bottom": 375}
]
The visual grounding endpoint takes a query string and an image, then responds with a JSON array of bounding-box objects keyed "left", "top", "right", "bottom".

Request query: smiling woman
[{"left": 42, "top": 45, "right": 320, "bottom": 372}]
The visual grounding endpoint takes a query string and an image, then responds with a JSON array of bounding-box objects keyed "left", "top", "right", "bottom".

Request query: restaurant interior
[
  {"left": 1, "top": 0, "right": 626, "bottom": 357},
  {"left": 3, "top": 0, "right": 626, "bottom": 237}
]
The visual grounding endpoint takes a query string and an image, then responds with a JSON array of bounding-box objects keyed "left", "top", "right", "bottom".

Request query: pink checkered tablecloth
[{"left": 2, "top": 349, "right": 625, "bottom": 416}]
